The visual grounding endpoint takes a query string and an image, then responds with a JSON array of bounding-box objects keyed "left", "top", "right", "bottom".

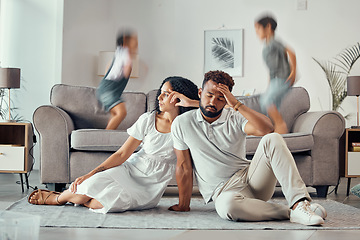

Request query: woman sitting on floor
[{"left": 28, "top": 76, "right": 199, "bottom": 214}]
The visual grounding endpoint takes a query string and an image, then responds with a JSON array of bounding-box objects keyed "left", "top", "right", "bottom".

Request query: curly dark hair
[
  {"left": 202, "top": 70, "right": 235, "bottom": 92},
  {"left": 155, "top": 76, "right": 199, "bottom": 115},
  {"left": 256, "top": 15, "right": 277, "bottom": 31},
  {"left": 116, "top": 29, "right": 136, "bottom": 47}
]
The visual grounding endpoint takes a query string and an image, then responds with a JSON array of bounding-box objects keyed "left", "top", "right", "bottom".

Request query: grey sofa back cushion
[
  {"left": 50, "top": 84, "right": 147, "bottom": 130},
  {"left": 279, "top": 87, "right": 310, "bottom": 131},
  {"left": 147, "top": 89, "right": 158, "bottom": 112},
  {"left": 237, "top": 87, "right": 310, "bottom": 132}
]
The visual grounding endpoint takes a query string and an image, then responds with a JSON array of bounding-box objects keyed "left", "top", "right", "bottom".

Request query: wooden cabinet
[
  {"left": 345, "top": 128, "right": 360, "bottom": 177},
  {"left": 343, "top": 128, "right": 360, "bottom": 195},
  {"left": 0, "top": 122, "right": 33, "bottom": 191}
]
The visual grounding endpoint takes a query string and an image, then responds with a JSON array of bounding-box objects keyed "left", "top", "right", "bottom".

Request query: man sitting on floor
[{"left": 168, "top": 70, "right": 326, "bottom": 226}]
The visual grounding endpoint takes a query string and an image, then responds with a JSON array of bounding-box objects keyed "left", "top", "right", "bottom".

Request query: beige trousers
[{"left": 213, "top": 133, "right": 310, "bottom": 221}]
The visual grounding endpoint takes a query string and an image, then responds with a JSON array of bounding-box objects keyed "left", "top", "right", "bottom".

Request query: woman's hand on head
[{"left": 169, "top": 91, "right": 198, "bottom": 108}]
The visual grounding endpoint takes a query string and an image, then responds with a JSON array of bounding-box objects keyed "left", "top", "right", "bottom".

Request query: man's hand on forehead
[{"left": 213, "top": 83, "right": 239, "bottom": 108}]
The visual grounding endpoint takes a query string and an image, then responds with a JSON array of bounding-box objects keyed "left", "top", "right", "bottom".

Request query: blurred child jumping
[
  {"left": 96, "top": 30, "right": 138, "bottom": 130},
  {"left": 255, "top": 14, "right": 296, "bottom": 134}
]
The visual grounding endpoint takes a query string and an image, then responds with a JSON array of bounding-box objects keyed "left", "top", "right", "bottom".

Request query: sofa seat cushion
[
  {"left": 246, "top": 132, "right": 314, "bottom": 155},
  {"left": 71, "top": 129, "right": 130, "bottom": 152}
]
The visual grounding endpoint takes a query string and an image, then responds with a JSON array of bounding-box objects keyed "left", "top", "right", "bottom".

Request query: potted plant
[{"left": 313, "top": 42, "right": 360, "bottom": 114}]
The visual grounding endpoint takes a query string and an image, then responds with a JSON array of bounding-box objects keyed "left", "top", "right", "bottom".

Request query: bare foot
[{"left": 28, "top": 189, "right": 62, "bottom": 205}]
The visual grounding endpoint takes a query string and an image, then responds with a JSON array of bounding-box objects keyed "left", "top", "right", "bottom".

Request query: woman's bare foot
[{"left": 28, "top": 189, "right": 63, "bottom": 205}]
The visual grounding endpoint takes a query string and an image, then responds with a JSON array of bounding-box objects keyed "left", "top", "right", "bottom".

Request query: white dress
[{"left": 74, "top": 112, "right": 176, "bottom": 214}]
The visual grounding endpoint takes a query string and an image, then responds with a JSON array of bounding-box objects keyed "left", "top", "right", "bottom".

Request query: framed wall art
[{"left": 204, "top": 29, "right": 244, "bottom": 77}]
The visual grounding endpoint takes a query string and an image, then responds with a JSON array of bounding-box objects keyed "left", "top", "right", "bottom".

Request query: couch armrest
[
  {"left": 292, "top": 111, "right": 345, "bottom": 185},
  {"left": 33, "top": 105, "right": 75, "bottom": 184},
  {"left": 293, "top": 111, "right": 345, "bottom": 138}
]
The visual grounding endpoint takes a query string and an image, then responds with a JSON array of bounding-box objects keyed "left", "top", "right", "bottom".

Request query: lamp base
[{"left": 351, "top": 125, "right": 360, "bottom": 129}]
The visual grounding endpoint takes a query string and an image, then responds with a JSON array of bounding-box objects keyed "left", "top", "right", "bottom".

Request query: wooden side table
[
  {"left": 0, "top": 122, "right": 34, "bottom": 192},
  {"left": 345, "top": 128, "right": 360, "bottom": 195}
]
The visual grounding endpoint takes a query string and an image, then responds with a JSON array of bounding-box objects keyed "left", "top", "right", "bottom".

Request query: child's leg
[
  {"left": 260, "top": 78, "right": 290, "bottom": 134},
  {"left": 267, "top": 104, "right": 288, "bottom": 134},
  {"left": 106, "top": 102, "right": 127, "bottom": 130}
]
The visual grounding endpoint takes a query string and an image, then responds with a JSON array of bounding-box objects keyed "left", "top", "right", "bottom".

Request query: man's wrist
[{"left": 232, "top": 101, "right": 244, "bottom": 111}]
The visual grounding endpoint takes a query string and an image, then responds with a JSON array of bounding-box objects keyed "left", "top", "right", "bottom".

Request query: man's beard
[{"left": 199, "top": 103, "right": 223, "bottom": 118}]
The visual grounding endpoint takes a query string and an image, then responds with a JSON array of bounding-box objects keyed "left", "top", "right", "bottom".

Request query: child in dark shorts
[
  {"left": 96, "top": 30, "right": 138, "bottom": 129},
  {"left": 255, "top": 14, "right": 296, "bottom": 134}
]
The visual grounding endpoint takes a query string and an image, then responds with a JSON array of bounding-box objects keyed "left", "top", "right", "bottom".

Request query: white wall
[
  {"left": 0, "top": 0, "right": 64, "bottom": 169},
  {"left": 62, "top": 0, "right": 360, "bottom": 126},
  {"left": 1, "top": 0, "right": 359, "bottom": 169}
]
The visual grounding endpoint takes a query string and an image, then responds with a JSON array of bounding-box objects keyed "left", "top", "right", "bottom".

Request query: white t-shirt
[
  {"left": 105, "top": 47, "right": 131, "bottom": 80},
  {"left": 127, "top": 111, "right": 175, "bottom": 159},
  {"left": 171, "top": 108, "right": 250, "bottom": 203}
]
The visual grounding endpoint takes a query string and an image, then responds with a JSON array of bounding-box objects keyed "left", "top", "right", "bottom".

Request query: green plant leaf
[
  {"left": 335, "top": 42, "right": 360, "bottom": 74},
  {"left": 312, "top": 44, "right": 359, "bottom": 111}
]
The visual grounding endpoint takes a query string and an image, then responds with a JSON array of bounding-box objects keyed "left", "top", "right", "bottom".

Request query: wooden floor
[{"left": 1, "top": 170, "right": 360, "bottom": 240}]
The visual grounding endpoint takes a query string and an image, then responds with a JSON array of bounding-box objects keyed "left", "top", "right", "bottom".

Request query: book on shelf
[
  {"left": 351, "top": 146, "right": 360, "bottom": 152},
  {"left": 352, "top": 142, "right": 360, "bottom": 147}
]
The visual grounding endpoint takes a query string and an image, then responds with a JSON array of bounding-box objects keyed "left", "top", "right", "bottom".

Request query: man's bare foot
[
  {"left": 168, "top": 204, "right": 190, "bottom": 212},
  {"left": 28, "top": 189, "right": 63, "bottom": 205}
]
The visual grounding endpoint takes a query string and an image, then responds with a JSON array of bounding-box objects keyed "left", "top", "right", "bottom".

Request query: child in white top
[
  {"left": 255, "top": 15, "right": 297, "bottom": 134},
  {"left": 96, "top": 31, "right": 138, "bottom": 130}
]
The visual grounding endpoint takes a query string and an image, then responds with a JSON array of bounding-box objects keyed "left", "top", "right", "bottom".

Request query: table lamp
[
  {"left": 0, "top": 68, "right": 20, "bottom": 121},
  {"left": 347, "top": 76, "right": 360, "bottom": 128}
]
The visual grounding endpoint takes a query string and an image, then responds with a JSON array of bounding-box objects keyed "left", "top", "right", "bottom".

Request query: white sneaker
[
  {"left": 290, "top": 200, "right": 324, "bottom": 226},
  {"left": 310, "top": 203, "right": 327, "bottom": 219}
]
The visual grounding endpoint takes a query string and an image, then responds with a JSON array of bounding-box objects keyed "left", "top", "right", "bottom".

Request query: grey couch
[{"left": 33, "top": 84, "right": 345, "bottom": 197}]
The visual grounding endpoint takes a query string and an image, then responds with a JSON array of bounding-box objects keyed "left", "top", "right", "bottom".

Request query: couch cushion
[
  {"left": 50, "top": 84, "right": 147, "bottom": 130},
  {"left": 71, "top": 129, "right": 130, "bottom": 152},
  {"left": 278, "top": 87, "right": 310, "bottom": 132},
  {"left": 147, "top": 89, "right": 158, "bottom": 112},
  {"left": 246, "top": 133, "right": 314, "bottom": 155}
]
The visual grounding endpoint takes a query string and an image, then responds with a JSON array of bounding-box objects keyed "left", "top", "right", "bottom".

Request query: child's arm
[
  {"left": 123, "top": 58, "right": 133, "bottom": 78},
  {"left": 285, "top": 47, "right": 296, "bottom": 86}
]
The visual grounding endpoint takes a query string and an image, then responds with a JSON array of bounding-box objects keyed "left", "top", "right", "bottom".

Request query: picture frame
[{"left": 204, "top": 29, "right": 244, "bottom": 77}]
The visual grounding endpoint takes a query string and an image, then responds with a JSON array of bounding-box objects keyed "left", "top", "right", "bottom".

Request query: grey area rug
[{"left": 6, "top": 197, "right": 360, "bottom": 230}]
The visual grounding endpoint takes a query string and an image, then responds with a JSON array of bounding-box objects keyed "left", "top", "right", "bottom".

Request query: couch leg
[
  {"left": 46, "top": 183, "right": 66, "bottom": 192},
  {"left": 315, "top": 185, "right": 329, "bottom": 198}
]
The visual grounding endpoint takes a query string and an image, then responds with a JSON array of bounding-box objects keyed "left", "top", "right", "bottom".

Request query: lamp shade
[
  {"left": 0, "top": 68, "right": 20, "bottom": 88},
  {"left": 347, "top": 76, "right": 360, "bottom": 96}
]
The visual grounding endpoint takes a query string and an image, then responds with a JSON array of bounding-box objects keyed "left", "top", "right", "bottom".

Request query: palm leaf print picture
[{"left": 211, "top": 37, "right": 234, "bottom": 68}]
